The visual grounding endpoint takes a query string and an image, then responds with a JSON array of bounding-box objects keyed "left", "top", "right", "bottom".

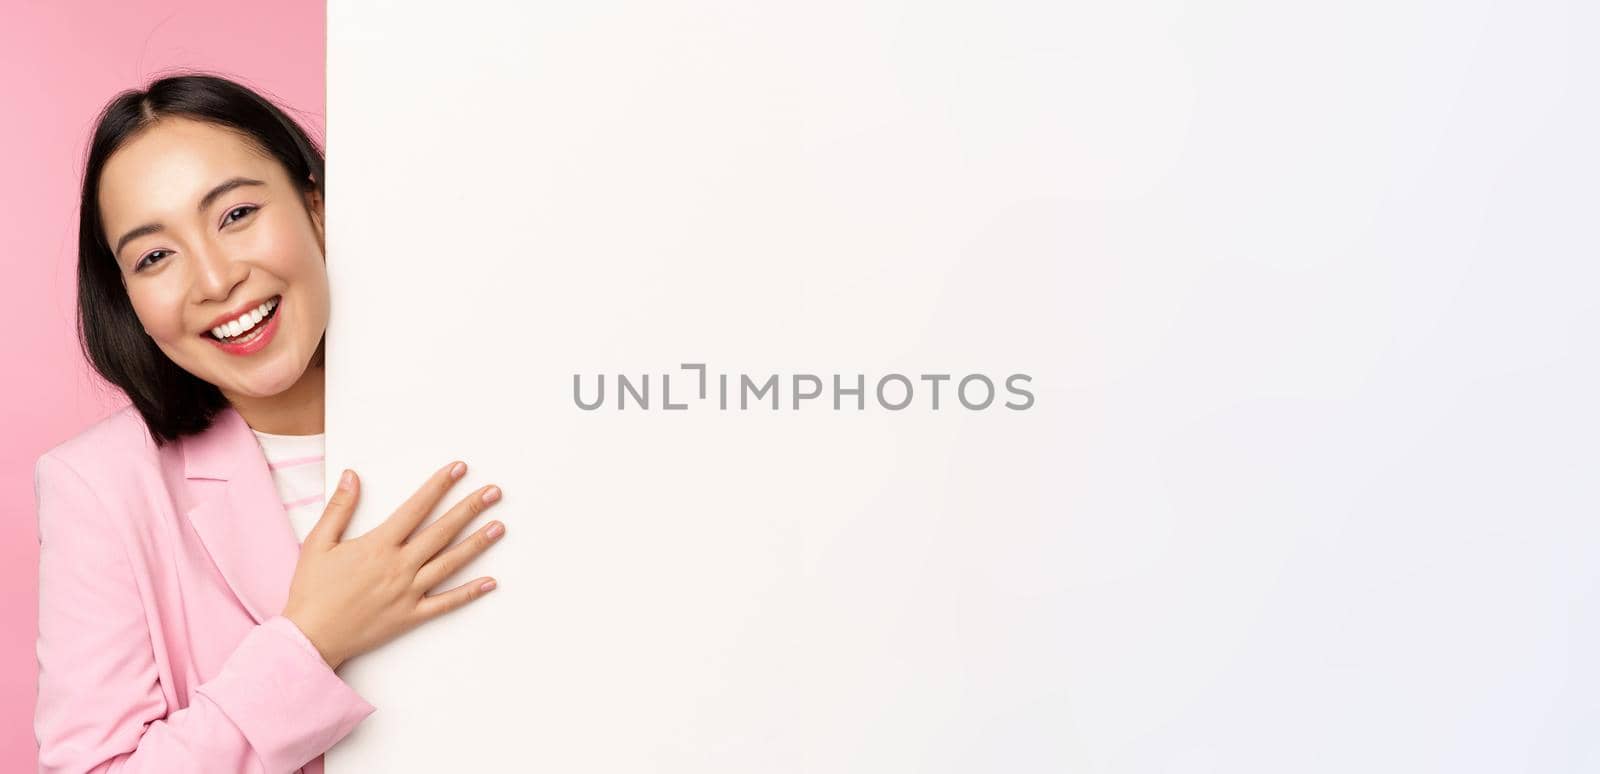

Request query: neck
[{"left": 224, "top": 353, "right": 326, "bottom": 436}]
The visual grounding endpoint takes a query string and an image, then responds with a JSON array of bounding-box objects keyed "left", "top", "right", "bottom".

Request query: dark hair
[{"left": 76, "top": 72, "right": 325, "bottom": 447}]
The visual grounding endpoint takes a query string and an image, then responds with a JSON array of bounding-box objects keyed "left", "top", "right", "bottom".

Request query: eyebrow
[{"left": 112, "top": 176, "right": 268, "bottom": 257}]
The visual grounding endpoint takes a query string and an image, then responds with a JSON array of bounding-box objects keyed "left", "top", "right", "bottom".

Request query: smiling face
[{"left": 98, "top": 117, "right": 328, "bottom": 403}]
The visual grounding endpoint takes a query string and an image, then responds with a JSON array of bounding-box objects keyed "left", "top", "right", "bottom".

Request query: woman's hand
[{"left": 282, "top": 461, "right": 505, "bottom": 670}]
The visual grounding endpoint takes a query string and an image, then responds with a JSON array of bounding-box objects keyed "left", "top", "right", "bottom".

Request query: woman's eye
[
  {"left": 135, "top": 250, "right": 171, "bottom": 271},
  {"left": 222, "top": 204, "right": 259, "bottom": 226}
]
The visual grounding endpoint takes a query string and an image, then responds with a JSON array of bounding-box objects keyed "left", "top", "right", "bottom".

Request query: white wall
[{"left": 326, "top": 1, "right": 1600, "bottom": 770}]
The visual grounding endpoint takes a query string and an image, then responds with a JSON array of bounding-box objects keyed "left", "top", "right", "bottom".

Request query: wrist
[
  {"left": 313, "top": 640, "right": 345, "bottom": 671},
  {"left": 281, "top": 611, "right": 344, "bottom": 670}
]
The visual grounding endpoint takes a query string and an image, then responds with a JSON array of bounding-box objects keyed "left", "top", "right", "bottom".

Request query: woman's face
[{"left": 98, "top": 117, "right": 328, "bottom": 401}]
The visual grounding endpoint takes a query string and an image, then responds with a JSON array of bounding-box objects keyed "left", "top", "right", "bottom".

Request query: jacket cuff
[{"left": 194, "top": 615, "right": 377, "bottom": 772}]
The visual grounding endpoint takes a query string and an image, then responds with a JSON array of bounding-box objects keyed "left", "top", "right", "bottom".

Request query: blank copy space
[{"left": 326, "top": 2, "right": 1599, "bottom": 771}]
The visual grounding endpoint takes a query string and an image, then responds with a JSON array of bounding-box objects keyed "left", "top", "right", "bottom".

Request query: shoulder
[
  {"left": 35, "top": 404, "right": 161, "bottom": 498},
  {"left": 40, "top": 403, "right": 157, "bottom": 467}
]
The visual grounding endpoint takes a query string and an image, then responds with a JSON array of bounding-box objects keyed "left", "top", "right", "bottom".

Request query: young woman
[{"left": 33, "top": 73, "right": 507, "bottom": 774}]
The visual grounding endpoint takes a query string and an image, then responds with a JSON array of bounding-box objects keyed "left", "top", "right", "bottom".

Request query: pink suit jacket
[{"left": 33, "top": 404, "right": 375, "bottom": 774}]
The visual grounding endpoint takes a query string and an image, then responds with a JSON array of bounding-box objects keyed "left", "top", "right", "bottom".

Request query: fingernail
[
  {"left": 338, "top": 470, "right": 353, "bottom": 491},
  {"left": 482, "top": 485, "right": 501, "bottom": 504},
  {"left": 449, "top": 461, "right": 466, "bottom": 480},
  {"left": 486, "top": 521, "right": 504, "bottom": 539},
  {"left": 479, "top": 580, "right": 497, "bottom": 593}
]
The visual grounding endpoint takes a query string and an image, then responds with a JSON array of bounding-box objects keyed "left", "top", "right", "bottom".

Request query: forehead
[{"left": 98, "top": 118, "right": 284, "bottom": 227}]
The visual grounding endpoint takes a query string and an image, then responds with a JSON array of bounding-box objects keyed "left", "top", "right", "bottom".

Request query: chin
[
  {"left": 213, "top": 353, "right": 309, "bottom": 398},
  {"left": 246, "top": 366, "right": 307, "bottom": 397}
]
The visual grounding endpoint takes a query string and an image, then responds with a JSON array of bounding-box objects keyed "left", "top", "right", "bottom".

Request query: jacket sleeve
[{"left": 34, "top": 452, "right": 377, "bottom": 774}]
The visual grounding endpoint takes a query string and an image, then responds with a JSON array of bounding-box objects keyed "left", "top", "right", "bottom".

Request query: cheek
[
  {"left": 255, "top": 217, "right": 332, "bottom": 320},
  {"left": 249, "top": 211, "right": 324, "bottom": 277},
  {"left": 126, "top": 287, "right": 194, "bottom": 343}
]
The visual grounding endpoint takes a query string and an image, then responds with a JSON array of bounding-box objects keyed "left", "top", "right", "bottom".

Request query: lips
[
  {"left": 204, "top": 296, "right": 284, "bottom": 356},
  {"left": 202, "top": 295, "right": 280, "bottom": 341}
]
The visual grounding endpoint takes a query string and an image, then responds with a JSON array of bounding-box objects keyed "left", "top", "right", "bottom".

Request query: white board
[{"left": 326, "top": 1, "right": 1600, "bottom": 770}]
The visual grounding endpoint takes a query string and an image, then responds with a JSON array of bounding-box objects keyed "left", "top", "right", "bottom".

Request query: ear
[{"left": 303, "top": 185, "right": 325, "bottom": 248}]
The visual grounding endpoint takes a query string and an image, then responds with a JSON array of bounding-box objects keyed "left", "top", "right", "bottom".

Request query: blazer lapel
[{"left": 179, "top": 406, "right": 304, "bottom": 625}]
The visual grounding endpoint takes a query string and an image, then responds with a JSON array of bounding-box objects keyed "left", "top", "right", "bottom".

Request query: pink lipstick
[{"left": 205, "top": 296, "right": 283, "bottom": 356}]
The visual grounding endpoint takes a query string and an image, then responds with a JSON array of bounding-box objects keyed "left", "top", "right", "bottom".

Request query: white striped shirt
[{"left": 249, "top": 428, "right": 326, "bottom": 544}]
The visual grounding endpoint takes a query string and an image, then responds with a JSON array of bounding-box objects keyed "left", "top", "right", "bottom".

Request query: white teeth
[{"left": 211, "top": 297, "right": 278, "bottom": 340}]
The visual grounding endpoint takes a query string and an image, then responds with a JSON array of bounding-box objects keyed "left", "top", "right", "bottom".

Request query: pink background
[{"left": 0, "top": 2, "right": 325, "bottom": 768}]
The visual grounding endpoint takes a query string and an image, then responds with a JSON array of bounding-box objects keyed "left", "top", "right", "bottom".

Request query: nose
[{"left": 189, "top": 239, "right": 250, "bottom": 305}]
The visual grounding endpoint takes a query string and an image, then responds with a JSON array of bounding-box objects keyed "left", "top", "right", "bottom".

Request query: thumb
[{"left": 308, "top": 469, "right": 360, "bottom": 547}]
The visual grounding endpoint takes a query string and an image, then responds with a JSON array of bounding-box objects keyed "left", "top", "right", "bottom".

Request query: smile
[
  {"left": 207, "top": 296, "right": 279, "bottom": 340},
  {"left": 204, "top": 295, "right": 283, "bottom": 355}
]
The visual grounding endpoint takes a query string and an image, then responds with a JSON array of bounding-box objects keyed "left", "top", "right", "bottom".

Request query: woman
[{"left": 34, "top": 73, "right": 507, "bottom": 774}]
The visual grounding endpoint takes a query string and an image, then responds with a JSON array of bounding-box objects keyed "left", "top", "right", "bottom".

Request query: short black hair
[{"left": 76, "top": 72, "right": 325, "bottom": 447}]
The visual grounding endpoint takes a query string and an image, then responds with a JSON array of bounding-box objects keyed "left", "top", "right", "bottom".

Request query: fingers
[
  {"left": 372, "top": 460, "right": 468, "bottom": 544},
  {"left": 414, "top": 575, "right": 498, "bottom": 621},
  {"left": 402, "top": 484, "right": 502, "bottom": 566},
  {"left": 413, "top": 518, "right": 505, "bottom": 592},
  {"left": 306, "top": 469, "right": 361, "bottom": 548}
]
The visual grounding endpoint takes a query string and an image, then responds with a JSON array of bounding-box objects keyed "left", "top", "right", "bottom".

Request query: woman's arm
[{"left": 33, "top": 452, "right": 376, "bottom": 774}]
